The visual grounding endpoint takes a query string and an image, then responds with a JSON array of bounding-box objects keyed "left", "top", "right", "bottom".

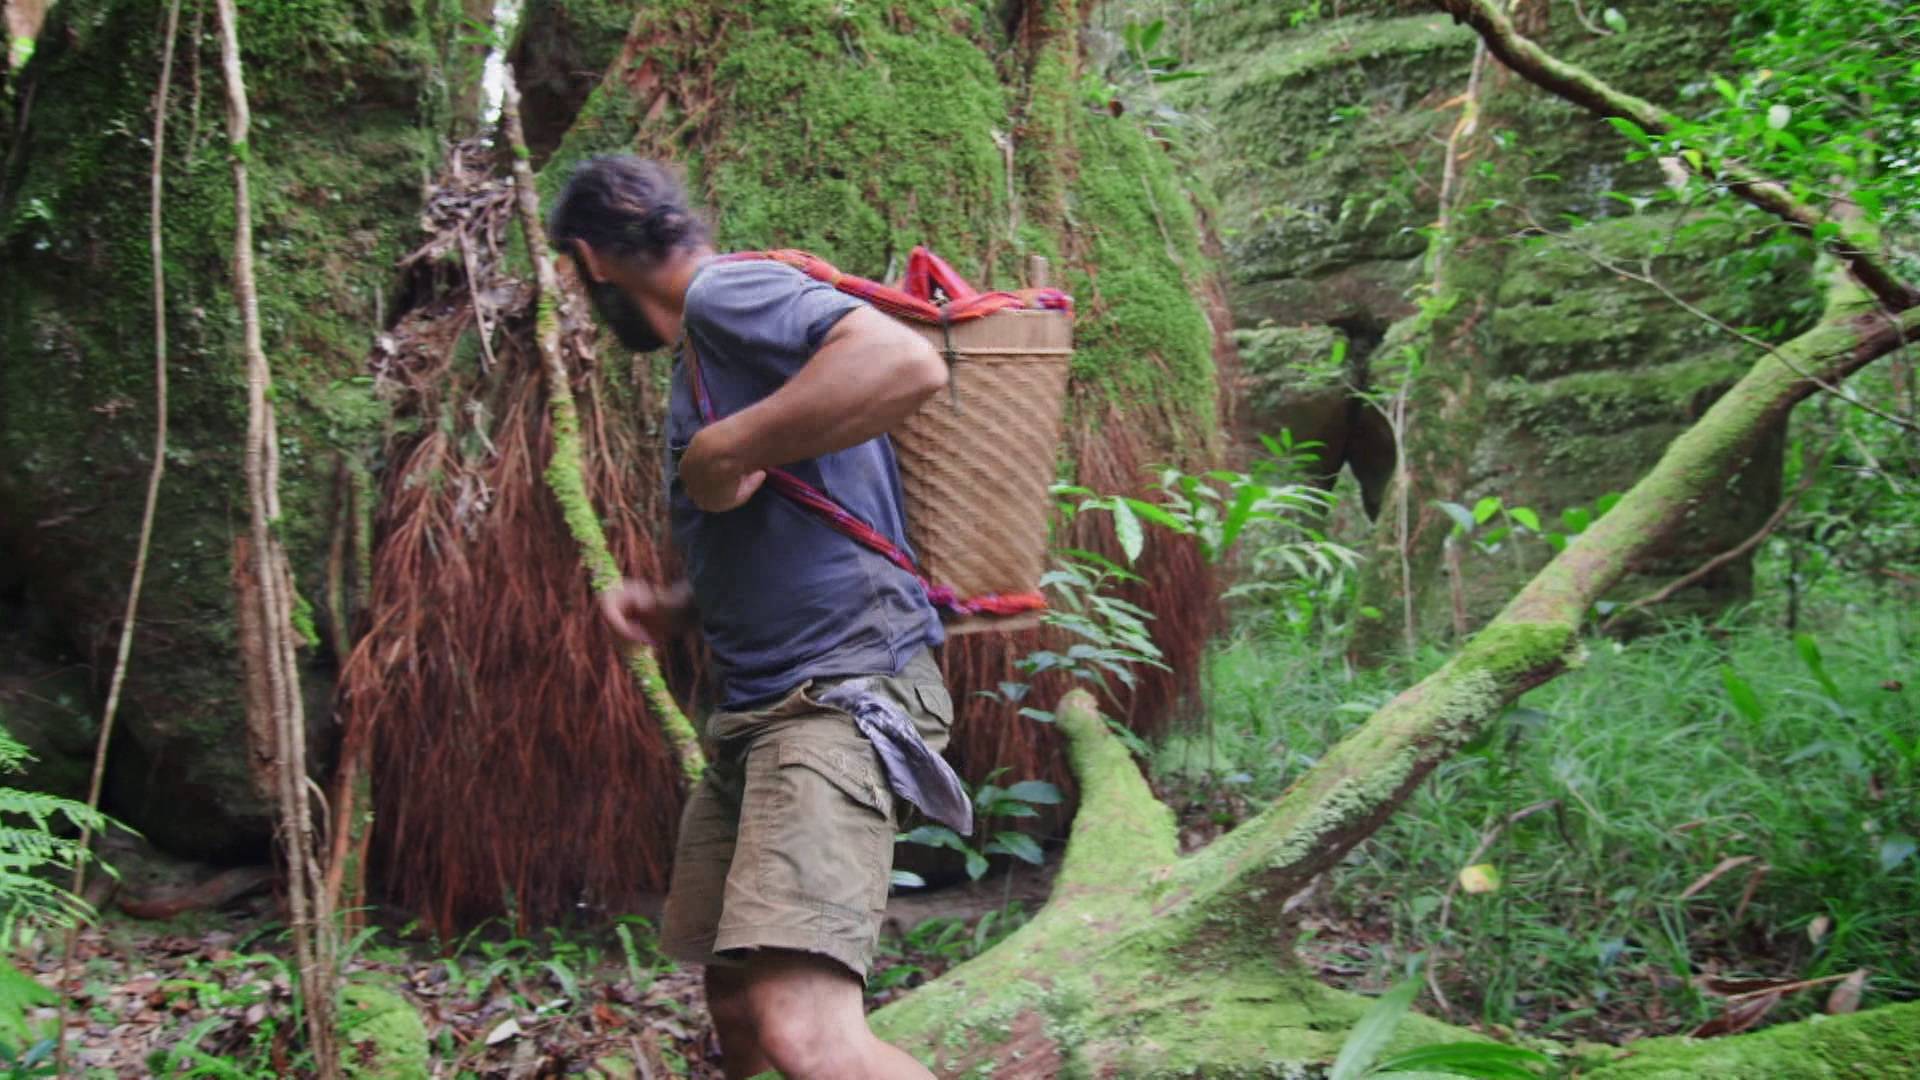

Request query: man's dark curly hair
[{"left": 546, "top": 155, "right": 711, "bottom": 267}]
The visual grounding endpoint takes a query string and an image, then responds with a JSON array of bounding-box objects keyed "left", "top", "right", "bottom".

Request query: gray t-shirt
[{"left": 666, "top": 260, "right": 944, "bottom": 708}]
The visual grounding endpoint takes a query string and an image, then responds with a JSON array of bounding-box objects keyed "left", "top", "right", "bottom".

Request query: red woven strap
[
  {"left": 903, "top": 246, "right": 977, "bottom": 302},
  {"left": 683, "top": 252, "right": 1054, "bottom": 621},
  {"left": 714, "top": 247, "right": 1073, "bottom": 326}
]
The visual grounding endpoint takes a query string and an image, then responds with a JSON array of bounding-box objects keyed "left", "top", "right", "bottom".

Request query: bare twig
[
  {"left": 1429, "top": 0, "right": 1920, "bottom": 312},
  {"left": 54, "top": 1, "right": 182, "bottom": 1069},
  {"left": 214, "top": 0, "right": 341, "bottom": 1072},
  {"left": 1430, "top": 39, "right": 1488, "bottom": 279},
  {"left": 1568, "top": 0, "right": 1616, "bottom": 37},
  {"left": 1615, "top": 438, "right": 1834, "bottom": 619},
  {"left": 458, "top": 228, "right": 499, "bottom": 371}
]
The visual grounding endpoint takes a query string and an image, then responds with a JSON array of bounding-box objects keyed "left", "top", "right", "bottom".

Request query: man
[{"left": 547, "top": 154, "right": 954, "bottom": 1079}]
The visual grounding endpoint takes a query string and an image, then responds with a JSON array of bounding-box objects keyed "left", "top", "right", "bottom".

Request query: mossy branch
[
  {"left": 501, "top": 69, "right": 705, "bottom": 783},
  {"left": 1050, "top": 690, "right": 1179, "bottom": 892},
  {"left": 1428, "top": 0, "right": 1920, "bottom": 312},
  {"left": 1169, "top": 303, "right": 1917, "bottom": 919}
]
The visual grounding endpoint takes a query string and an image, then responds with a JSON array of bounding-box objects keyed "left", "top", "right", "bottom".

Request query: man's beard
[{"left": 586, "top": 280, "right": 666, "bottom": 352}]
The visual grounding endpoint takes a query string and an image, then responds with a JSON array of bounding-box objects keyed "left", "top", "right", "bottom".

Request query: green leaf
[
  {"left": 1794, "top": 633, "right": 1843, "bottom": 703},
  {"left": 1601, "top": 6, "right": 1627, "bottom": 33},
  {"left": 1595, "top": 492, "right": 1622, "bottom": 516},
  {"left": 990, "top": 831, "right": 1045, "bottom": 865},
  {"left": 1711, "top": 75, "right": 1739, "bottom": 103},
  {"left": 1509, "top": 507, "right": 1541, "bottom": 532},
  {"left": 1121, "top": 496, "right": 1185, "bottom": 532},
  {"left": 0, "top": 959, "right": 54, "bottom": 1046},
  {"left": 1605, "top": 116, "right": 1653, "bottom": 148},
  {"left": 1766, "top": 103, "right": 1791, "bottom": 130},
  {"left": 1139, "top": 17, "right": 1165, "bottom": 54},
  {"left": 1438, "top": 501, "right": 1478, "bottom": 534},
  {"left": 963, "top": 851, "right": 989, "bottom": 881},
  {"left": 1560, "top": 507, "right": 1592, "bottom": 534},
  {"left": 902, "top": 825, "right": 966, "bottom": 853},
  {"left": 1329, "top": 973, "right": 1423, "bottom": 1080},
  {"left": 1217, "top": 485, "right": 1264, "bottom": 558},
  {"left": 1110, "top": 499, "right": 1145, "bottom": 565},
  {"left": 1374, "top": 1040, "right": 1554, "bottom": 1078},
  {"left": 1005, "top": 780, "right": 1064, "bottom": 805},
  {"left": 1472, "top": 496, "right": 1502, "bottom": 525},
  {"left": 1720, "top": 666, "right": 1765, "bottom": 725},
  {"left": 1881, "top": 835, "right": 1916, "bottom": 873}
]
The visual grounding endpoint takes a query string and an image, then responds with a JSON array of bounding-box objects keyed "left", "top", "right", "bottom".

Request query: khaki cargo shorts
[{"left": 660, "top": 649, "right": 953, "bottom": 979}]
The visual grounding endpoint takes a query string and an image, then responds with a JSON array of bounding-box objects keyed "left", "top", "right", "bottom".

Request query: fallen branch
[
  {"left": 500, "top": 68, "right": 706, "bottom": 783},
  {"left": 1428, "top": 0, "right": 1920, "bottom": 313}
]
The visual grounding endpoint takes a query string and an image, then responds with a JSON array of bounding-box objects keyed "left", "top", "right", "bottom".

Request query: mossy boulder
[
  {"left": 1189, "top": 0, "right": 1814, "bottom": 643},
  {"left": 1189, "top": 5, "right": 1475, "bottom": 328},
  {"left": 0, "top": 0, "right": 461, "bottom": 858}
]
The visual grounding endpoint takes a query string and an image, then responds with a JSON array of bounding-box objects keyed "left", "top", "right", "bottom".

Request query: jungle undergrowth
[{"left": 1152, "top": 582, "right": 1918, "bottom": 1044}]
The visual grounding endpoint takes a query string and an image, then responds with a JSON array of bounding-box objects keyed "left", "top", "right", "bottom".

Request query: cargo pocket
[
  {"left": 759, "top": 740, "right": 894, "bottom": 914},
  {"left": 914, "top": 683, "right": 954, "bottom": 727}
]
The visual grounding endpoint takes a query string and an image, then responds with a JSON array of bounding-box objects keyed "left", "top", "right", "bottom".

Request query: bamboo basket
[{"left": 896, "top": 306, "right": 1073, "bottom": 635}]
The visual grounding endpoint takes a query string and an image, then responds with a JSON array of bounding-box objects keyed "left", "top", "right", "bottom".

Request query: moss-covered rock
[
  {"left": 1190, "top": 6, "right": 1475, "bottom": 326},
  {"left": 0, "top": 0, "right": 463, "bottom": 857},
  {"left": 1184, "top": 0, "right": 1817, "bottom": 652}
]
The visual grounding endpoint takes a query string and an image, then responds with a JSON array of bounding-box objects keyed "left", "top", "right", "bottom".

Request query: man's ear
[{"left": 570, "top": 238, "right": 608, "bottom": 284}]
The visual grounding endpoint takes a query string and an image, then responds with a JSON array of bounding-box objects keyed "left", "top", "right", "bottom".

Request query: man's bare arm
[{"left": 678, "top": 306, "right": 946, "bottom": 511}]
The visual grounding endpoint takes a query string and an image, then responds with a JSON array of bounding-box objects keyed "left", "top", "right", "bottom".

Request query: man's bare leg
[
  {"left": 738, "top": 949, "right": 932, "bottom": 1080},
  {"left": 705, "top": 965, "right": 775, "bottom": 1079}
]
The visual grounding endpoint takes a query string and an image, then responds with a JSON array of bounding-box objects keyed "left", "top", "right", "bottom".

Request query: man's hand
[
  {"left": 599, "top": 579, "right": 695, "bottom": 645},
  {"left": 679, "top": 426, "right": 768, "bottom": 512}
]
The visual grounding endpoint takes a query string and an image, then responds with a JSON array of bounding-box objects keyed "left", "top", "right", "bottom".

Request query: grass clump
[{"left": 1156, "top": 597, "right": 1918, "bottom": 1038}]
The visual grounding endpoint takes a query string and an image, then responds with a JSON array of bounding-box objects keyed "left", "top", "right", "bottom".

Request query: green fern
[{"left": 0, "top": 724, "right": 113, "bottom": 935}]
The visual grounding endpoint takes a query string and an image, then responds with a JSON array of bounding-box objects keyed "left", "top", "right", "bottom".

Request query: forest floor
[
  {"left": 29, "top": 826, "right": 1856, "bottom": 1079},
  {"left": 33, "top": 857, "right": 1060, "bottom": 1078},
  {"left": 33, "top": 595, "right": 1917, "bottom": 1077}
]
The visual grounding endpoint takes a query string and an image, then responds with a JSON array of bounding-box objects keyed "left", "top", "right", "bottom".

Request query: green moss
[
  {"left": 0, "top": 0, "right": 460, "bottom": 856},
  {"left": 1066, "top": 104, "right": 1219, "bottom": 445},
  {"left": 339, "top": 984, "right": 429, "bottom": 1080},
  {"left": 1188, "top": 10, "right": 1475, "bottom": 298},
  {"left": 541, "top": 0, "right": 1222, "bottom": 444},
  {"left": 1585, "top": 1001, "right": 1920, "bottom": 1078},
  {"left": 1494, "top": 359, "right": 1749, "bottom": 436}
]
